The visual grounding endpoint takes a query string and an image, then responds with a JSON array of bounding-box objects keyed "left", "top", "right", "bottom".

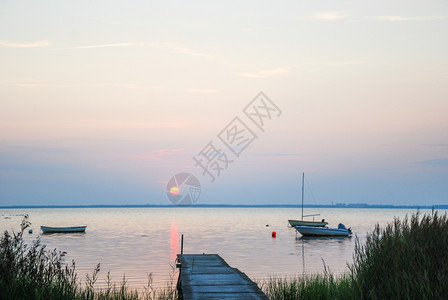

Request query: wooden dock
[{"left": 177, "top": 254, "right": 268, "bottom": 299}]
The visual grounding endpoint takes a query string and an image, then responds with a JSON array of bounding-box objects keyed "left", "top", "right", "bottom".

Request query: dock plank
[{"left": 177, "top": 254, "right": 268, "bottom": 300}]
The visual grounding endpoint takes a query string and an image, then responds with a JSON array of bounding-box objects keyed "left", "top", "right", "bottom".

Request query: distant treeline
[{"left": 2, "top": 203, "right": 448, "bottom": 209}]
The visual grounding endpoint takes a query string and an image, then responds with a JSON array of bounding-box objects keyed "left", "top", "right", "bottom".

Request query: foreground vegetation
[
  {"left": 263, "top": 272, "right": 353, "bottom": 300},
  {"left": 0, "top": 216, "right": 176, "bottom": 300},
  {"left": 263, "top": 211, "right": 448, "bottom": 299}
]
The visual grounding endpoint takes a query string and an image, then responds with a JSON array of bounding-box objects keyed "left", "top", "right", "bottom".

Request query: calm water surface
[{"left": 0, "top": 207, "right": 440, "bottom": 288}]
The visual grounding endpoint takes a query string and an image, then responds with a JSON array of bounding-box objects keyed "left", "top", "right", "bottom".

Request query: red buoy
[{"left": 272, "top": 231, "right": 277, "bottom": 238}]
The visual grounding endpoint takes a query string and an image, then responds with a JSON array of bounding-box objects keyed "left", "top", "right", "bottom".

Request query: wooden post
[{"left": 181, "top": 234, "right": 184, "bottom": 255}]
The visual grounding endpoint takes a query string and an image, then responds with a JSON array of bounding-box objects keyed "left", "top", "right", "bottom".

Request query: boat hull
[
  {"left": 294, "top": 225, "right": 351, "bottom": 237},
  {"left": 288, "top": 220, "right": 328, "bottom": 227},
  {"left": 41, "top": 226, "right": 86, "bottom": 233}
]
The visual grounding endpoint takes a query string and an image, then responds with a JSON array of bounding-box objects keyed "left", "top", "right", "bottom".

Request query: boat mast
[{"left": 301, "top": 172, "right": 304, "bottom": 220}]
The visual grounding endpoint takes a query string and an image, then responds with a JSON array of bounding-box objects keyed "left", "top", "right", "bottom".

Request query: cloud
[
  {"left": 51, "top": 41, "right": 218, "bottom": 60},
  {"left": 241, "top": 67, "right": 292, "bottom": 78},
  {"left": 0, "top": 120, "right": 199, "bottom": 129},
  {"left": 307, "top": 13, "right": 448, "bottom": 23},
  {"left": 74, "top": 43, "right": 132, "bottom": 49},
  {"left": 103, "top": 42, "right": 217, "bottom": 59},
  {"left": 240, "top": 27, "right": 277, "bottom": 32},
  {"left": 421, "top": 144, "right": 448, "bottom": 148},
  {"left": 80, "top": 120, "right": 197, "bottom": 129},
  {"left": 312, "top": 12, "right": 347, "bottom": 21},
  {"left": 167, "top": 44, "right": 216, "bottom": 59},
  {"left": 1, "top": 144, "right": 73, "bottom": 154},
  {"left": 185, "top": 89, "right": 218, "bottom": 94},
  {"left": 323, "top": 61, "right": 368, "bottom": 67},
  {"left": 0, "top": 81, "right": 164, "bottom": 90},
  {"left": 130, "top": 148, "right": 186, "bottom": 160},
  {"left": 0, "top": 40, "right": 51, "bottom": 48},
  {"left": 417, "top": 158, "right": 448, "bottom": 167},
  {"left": 247, "top": 152, "right": 302, "bottom": 157},
  {"left": 368, "top": 15, "right": 448, "bottom": 22},
  {"left": 50, "top": 42, "right": 133, "bottom": 51},
  {"left": 52, "top": 43, "right": 135, "bottom": 51},
  {"left": 0, "top": 162, "right": 77, "bottom": 173}
]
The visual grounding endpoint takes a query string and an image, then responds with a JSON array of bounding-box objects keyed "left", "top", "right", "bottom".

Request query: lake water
[{"left": 0, "top": 207, "right": 441, "bottom": 289}]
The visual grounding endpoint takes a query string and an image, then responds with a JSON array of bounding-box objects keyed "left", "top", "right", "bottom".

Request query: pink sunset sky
[{"left": 1, "top": 0, "right": 447, "bottom": 206}]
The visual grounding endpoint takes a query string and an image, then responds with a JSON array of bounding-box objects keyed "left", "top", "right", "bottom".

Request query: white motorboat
[{"left": 294, "top": 223, "right": 352, "bottom": 237}]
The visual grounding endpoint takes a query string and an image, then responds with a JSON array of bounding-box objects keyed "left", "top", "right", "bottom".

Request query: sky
[{"left": 1, "top": 0, "right": 447, "bottom": 206}]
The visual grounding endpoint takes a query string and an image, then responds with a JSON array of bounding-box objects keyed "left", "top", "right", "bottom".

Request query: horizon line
[{"left": 1, "top": 204, "right": 447, "bottom": 209}]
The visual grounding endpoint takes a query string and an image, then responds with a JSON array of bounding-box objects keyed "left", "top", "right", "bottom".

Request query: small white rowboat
[{"left": 41, "top": 226, "right": 86, "bottom": 233}]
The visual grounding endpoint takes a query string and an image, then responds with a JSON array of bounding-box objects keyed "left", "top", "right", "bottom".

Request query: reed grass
[
  {"left": 262, "top": 273, "right": 354, "bottom": 300},
  {"left": 350, "top": 211, "right": 448, "bottom": 299},
  {"left": 264, "top": 211, "right": 448, "bottom": 300},
  {"left": 0, "top": 216, "right": 176, "bottom": 300}
]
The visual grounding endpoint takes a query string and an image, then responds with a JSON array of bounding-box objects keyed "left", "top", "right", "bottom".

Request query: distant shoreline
[{"left": 1, "top": 204, "right": 448, "bottom": 209}]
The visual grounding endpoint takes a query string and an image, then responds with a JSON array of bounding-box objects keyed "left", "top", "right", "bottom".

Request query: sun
[{"left": 169, "top": 186, "right": 180, "bottom": 195}]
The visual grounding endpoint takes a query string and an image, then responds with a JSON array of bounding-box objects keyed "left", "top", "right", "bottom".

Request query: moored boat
[
  {"left": 289, "top": 219, "right": 328, "bottom": 227},
  {"left": 288, "top": 173, "right": 327, "bottom": 227},
  {"left": 294, "top": 223, "right": 352, "bottom": 237},
  {"left": 41, "top": 226, "right": 86, "bottom": 233}
]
